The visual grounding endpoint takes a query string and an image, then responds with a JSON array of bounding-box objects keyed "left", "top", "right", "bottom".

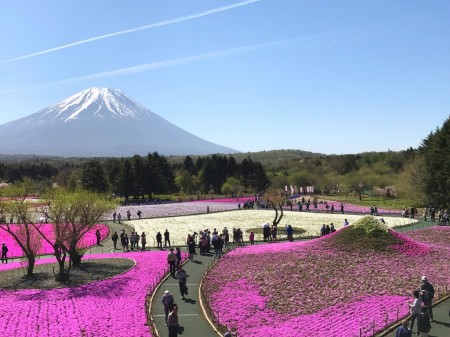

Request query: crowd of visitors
[
  {"left": 110, "top": 229, "right": 147, "bottom": 252},
  {"left": 319, "top": 223, "right": 336, "bottom": 236},
  {"left": 395, "top": 275, "right": 435, "bottom": 337}
]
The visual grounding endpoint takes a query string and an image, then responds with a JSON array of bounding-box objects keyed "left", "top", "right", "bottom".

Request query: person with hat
[
  {"left": 420, "top": 276, "right": 435, "bottom": 321},
  {"left": 161, "top": 290, "right": 174, "bottom": 325},
  {"left": 167, "top": 248, "right": 177, "bottom": 276}
]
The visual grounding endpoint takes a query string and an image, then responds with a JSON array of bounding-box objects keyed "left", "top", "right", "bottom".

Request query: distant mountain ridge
[{"left": 0, "top": 88, "right": 238, "bottom": 157}]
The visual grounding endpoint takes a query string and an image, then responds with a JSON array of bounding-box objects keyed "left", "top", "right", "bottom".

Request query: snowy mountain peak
[
  {"left": 0, "top": 87, "right": 239, "bottom": 156},
  {"left": 5, "top": 87, "right": 153, "bottom": 127}
]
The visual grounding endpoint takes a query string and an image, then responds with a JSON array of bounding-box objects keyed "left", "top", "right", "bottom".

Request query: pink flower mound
[
  {"left": 0, "top": 224, "right": 109, "bottom": 257},
  {"left": 406, "top": 226, "right": 450, "bottom": 246},
  {"left": 0, "top": 252, "right": 168, "bottom": 337},
  {"left": 389, "top": 230, "right": 430, "bottom": 256},
  {"left": 204, "top": 227, "right": 450, "bottom": 336},
  {"left": 209, "top": 278, "right": 409, "bottom": 337}
]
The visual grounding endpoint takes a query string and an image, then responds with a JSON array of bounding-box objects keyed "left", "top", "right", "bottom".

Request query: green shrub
[{"left": 331, "top": 216, "right": 400, "bottom": 251}]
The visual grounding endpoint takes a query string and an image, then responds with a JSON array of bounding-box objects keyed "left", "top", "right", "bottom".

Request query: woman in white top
[{"left": 407, "top": 289, "right": 422, "bottom": 334}]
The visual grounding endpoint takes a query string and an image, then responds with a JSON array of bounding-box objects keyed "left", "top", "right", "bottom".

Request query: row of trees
[
  {"left": 421, "top": 116, "right": 450, "bottom": 208},
  {"left": 0, "top": 115, "right": 449, "bottom": 208},
  {"left": 174, "top": 155, "right": 268, "bottom": 196},
  {"left": 0, "top": 181, "right": 116, "bottom": 279}
]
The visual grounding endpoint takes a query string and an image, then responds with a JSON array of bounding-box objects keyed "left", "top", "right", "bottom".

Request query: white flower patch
[{"left": 128, "top": 210, "right": 417, "bottom": 247}]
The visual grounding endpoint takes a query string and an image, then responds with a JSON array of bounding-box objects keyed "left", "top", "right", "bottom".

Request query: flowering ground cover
[
  {"left": 0, "top": 223, "right": 109, "bottom": 258},
  {"left": 293, "top": 199, "right": 402, "bottom": 215},
  {"left": 109, "top": 197, "right": 402, "bottom": 221},
  {"left": 131, "top": 210, "right": 416, "bottom": 247},
  {"left": 0, "top": 251, "right": 169, "bottom": 337},
  {"left": 109, "top": 202, "right": 237, "bottom": 220},
  {"left": 203, "top": 224, "right": 450, "bottom": 337}
]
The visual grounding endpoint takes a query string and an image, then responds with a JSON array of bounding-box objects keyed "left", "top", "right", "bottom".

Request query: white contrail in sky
[
  {"left": 0, "top": 0, "right": 261, "bottom": 64},
  {"left": 0, "top": 36, "right": 314, "bottom": 93}
]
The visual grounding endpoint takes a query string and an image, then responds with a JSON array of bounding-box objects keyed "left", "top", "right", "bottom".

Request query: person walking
[
  {"left": 123, "top": 234, "right": 129, "bottom": 252},
  {"left": 286, "top": 225, "right": 294, "bottom": 242},
  {"left": 156, "top": 232, "right": 163, "bottom": 250},
  {"left": 175, "top": 265, "right": 188, "bottom": 299},
  {"left": 175, "top": 247, "right": 182, "bottom": 269},
  {"left": 164, "top": 229, "right": 171, "bottom": 247},
  {"left": 420, "top": 276, "right": 435, "bottom": 321},
  {"left": 187, "top": 240, "right": 195, "bottom": 261},
  {"left": 141, "top": 232, "right": 147, "bottom": 251},
  {"left": 167, "top": 248, "right": 177, "bottom": 276},
  {"left": 407, "top": 290, "right": 421, "bottom": 334},
  {"left": 167, "top": 304, "right": 179, "bottom": 337},
  {"left": 111, "top": 231, "right": 119, "bottom": 250},
  {"left": 161, "top": 290, "right": 174, "bottom": 325},
  {"left": 117, "top": 212, "right": 122, "bottom": 224},
  {"left": 417, "top": 306, "right": 432, "bottom": 337},
  {"left": 135, "top": 232, "right": 140, "bottom": 251},
  {"left": 96, "top": 229, "right": 101, "bottom": 245},
  {"left": 249, "top": 231, "right": 255, "bottom": 245},
  {"left": 1, "top": 243, "right": 8, "bottom": 263}
]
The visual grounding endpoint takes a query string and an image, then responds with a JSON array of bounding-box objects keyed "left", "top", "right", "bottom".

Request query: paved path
[
  {"left": 150, "top": 251, "right": 219, "bottom": 337},
  {"left": 385, "top": 297, "right": 450, "bottom": 337},
  {"left": 98, "top": 218, "right": 448, "bottom": 337},
  {"left": 85, "top": 220, "right": 133, "bottom": 255}
]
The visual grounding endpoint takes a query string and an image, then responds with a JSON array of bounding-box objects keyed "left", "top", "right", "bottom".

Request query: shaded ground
[{"left": 0, "top": 258, "right": 135, "bottom": 290}]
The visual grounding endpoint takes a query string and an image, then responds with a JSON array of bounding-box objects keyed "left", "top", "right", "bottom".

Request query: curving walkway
[
  {"left": 89, "top": 218, "right": 448, "bottom": 337},
  {"left": 150, "top": 251, "right": 218, "bottom": 337}
]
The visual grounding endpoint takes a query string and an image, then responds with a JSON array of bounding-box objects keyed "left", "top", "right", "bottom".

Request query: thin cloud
[
  {"left": 0, "top": 36, "right": 313, "bottom": 94},
  {"left": 0, "top": 0, "right": 261, "bottom": 65}
]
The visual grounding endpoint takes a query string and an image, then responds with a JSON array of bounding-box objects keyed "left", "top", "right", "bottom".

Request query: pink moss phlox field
[
  {"left": 203, "top": 226, "right": 450, "bottom": 337},
  {"left": 0, "top": 224, "right": 109, "bottom": 258},
  {"left": 389, "top": 230, "right": 430, "bottom": 256},
  {"left": 209, "top": 278, "right": 409, "bottom": 337},
  {"left": 0, "top": 251, "right": 169, "bottom": 337}
]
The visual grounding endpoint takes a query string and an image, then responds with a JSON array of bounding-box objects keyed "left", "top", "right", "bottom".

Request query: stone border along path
[{"left": 13, "top": 217, "right": 444, "bottom": 337}]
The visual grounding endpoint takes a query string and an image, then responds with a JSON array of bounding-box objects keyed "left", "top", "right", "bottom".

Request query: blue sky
[{"left": 0, "top": 0, "right": 449, "bottom": 155}]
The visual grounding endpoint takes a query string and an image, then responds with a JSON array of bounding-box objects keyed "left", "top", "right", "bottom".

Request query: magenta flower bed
[
  {"left": 0, "top": 251, "right": 168, "bottom": 337},
  {"left": 0, "top": 223, "right": 109, "bottom": 258},
  {"left": 194, "top": 197, "right": 256, "bottom": 204},
  {"left": 203, "top": 226, "right": 450, "bottom": 337}
]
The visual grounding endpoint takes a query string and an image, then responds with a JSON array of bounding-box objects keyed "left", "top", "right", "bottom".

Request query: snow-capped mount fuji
[{"left": 0, "top": 88, "right": 238, "bottom": 157}]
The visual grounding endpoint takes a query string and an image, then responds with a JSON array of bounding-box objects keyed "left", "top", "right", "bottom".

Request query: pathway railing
[
  {"left": 145, "top": 251, "right": 189, "bottom": 337},
  {"left": 357, "top": 284, "right": 450, "bottom": 337},
  {"left": 199, "top": 246, "right": 240, "bottom": 337}
]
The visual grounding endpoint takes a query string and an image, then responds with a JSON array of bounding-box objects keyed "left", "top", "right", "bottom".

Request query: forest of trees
[{"left": 0, "top": 117, "right": 448, "bottom": 208}]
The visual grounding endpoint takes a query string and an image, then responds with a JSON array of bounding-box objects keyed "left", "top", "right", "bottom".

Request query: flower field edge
[
  {"left": 203, "top": 226, "right": 450, "bottom": 337},
  {"left": 0, "top": 251, "right": 170, "bottom": 337}
]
